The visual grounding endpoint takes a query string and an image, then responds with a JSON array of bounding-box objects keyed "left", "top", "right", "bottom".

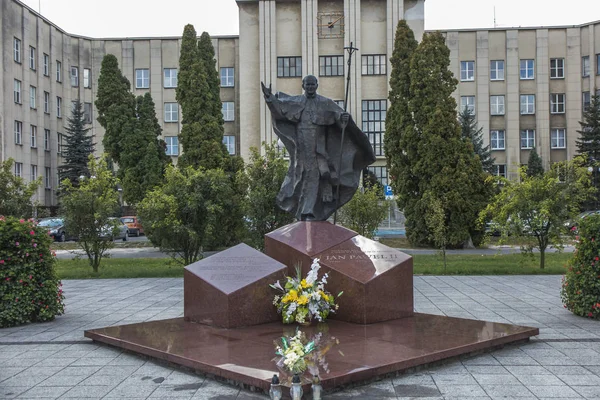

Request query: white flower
[
  {"left": 272, "top": 280, "right": 284, "bottom": 291},
  {"left": 273, "top": 296, "right": 280, "bottom": 305},
  {"left": 286, "top": 302, "right": 297, "bottom": 316},
  {"left": 306, "top": 259, "right": 321, "bottom": 285}
]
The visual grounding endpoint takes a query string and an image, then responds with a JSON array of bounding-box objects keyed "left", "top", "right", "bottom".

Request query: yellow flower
[
  {"left": 320, "top": 291, "right": 329, "bottom": 302},
  {"left": 288, "top": 290, "right": 298, "bottom": 302},
  {"left": 300, "top": 279, "right": 312, "bottom": 289},
  {"left": 281, "top": 294, "right": 290, "bottom": 304},
  {"left": 297, "top": 295, "right": 309, "bottom": 305}
]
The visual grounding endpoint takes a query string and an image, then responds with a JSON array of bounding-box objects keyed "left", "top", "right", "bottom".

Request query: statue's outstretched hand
[
  {"left": 340, "top": 112, "right": 350, "bottom": 128},
  {"left": 261, "top": 82, "right": 272, "bottom": 98}
]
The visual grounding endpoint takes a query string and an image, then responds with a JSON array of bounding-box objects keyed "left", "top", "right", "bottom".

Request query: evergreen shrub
[
  {"left": 0, "top": 216, "right": 65, "bottom": 328},
  {"left": 561, "top": 215, "right": 600, "bottom": 319}
]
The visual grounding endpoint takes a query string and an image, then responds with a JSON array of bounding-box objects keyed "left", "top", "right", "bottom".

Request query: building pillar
[
  {"left": 535, "top": 29, "right": 550, "bottom": 168},
  {"left": 505, "top": 30, "right": 520, "bottom": 180}
]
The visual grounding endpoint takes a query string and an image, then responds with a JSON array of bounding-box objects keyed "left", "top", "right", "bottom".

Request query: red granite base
[{"left": 84, "top": 314, "right": 538, "bottom": 393}]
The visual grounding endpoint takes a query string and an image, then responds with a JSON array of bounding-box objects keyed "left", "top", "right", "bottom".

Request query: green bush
[
  {"left": 0, "top": 216, "right": 65, "bottom": 328},
  {"left": 561, "top": 215, "right": 600, "bottom": 319}
]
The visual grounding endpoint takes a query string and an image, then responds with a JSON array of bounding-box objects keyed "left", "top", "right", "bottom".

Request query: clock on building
[{"left": 317, "top": 11, "right": 344, "bottom": 39}]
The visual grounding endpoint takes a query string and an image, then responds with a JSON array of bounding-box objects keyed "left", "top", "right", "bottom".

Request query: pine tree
[
  {"left": 526, "top": 147, "right": 544, "bottom": 177},
  {"left": 385, "top": 20, "right": 418, "bottom": 214},
  {"left": 95, "top": 54, "right": 136, "bottom": 164},
  {"left": 58, "top": 99, "right": 95, "bottom": 187},
  {"left": 459, "top": 107, "right": 495, "bottom": 174},
  {"left": 404, "top": 32, "right": 492, "bottom": 247},
  {"left": 576, "top": 94, "right": 600, "bottom": 162}
]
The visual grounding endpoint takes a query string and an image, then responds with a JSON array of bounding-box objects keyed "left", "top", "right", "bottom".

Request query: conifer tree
[
  {"left": 526, "top": 147, "right": 544, "bottom": 177},
  {"left": 576, "top": 95, "right": 600, "bottom": 162},
  {"left": 459, "top": 107, "right": 495, "bottom": 174},
  {"left": 385, "top": 20, "right": 418, "bottom": 208},
  {"left": 404, "top": 32, "right": 492, "bottom": 247},
  {"left": 58, "top": 99, "right": 95, "bottom": 187}
]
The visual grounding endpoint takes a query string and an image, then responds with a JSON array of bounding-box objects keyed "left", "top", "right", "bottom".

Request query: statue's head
[{"left": 302, "top": 75, "right": 318, "bottom": 98}]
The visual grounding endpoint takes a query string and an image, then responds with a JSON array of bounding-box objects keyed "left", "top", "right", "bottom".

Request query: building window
[
  {"left": 319, "top": 55, "right": 344, "bottom": 76},
  {"left": 164, "top": 103, "right": 179, "bottom": 122},
  {"left": 460, "top": 61, "right": 475, "bottom": 81},
  {"left": 597, "top": 54, "right": 600, "bottom": 75},
  {"left": 222, "top": 102, "right": 235, "bottom": 121},
  {"left": 14, "top": 162, "right": 23, "bottom": 178},
  {"left": 30, "top": 165, "right": 37, "bottom": 182},
  {"left": 45, "top": 167, "right": 51, "bottom": 189},
  {"left": 551, "top": 128, "right": 566, "bottom": 149},
  {"left": 56, "top": 60, "right": 62, "bottom": 82},
  {"left": 582, "top": 56, "right": 590, "bottom": 77},
  {"left": 14, "top": 121, "right": 23, "bottom": 145},
  {"left": 44, "top": 92, "right": 50, "bottom": 114},
  {"left": 223, "top": 135, "right": 236, "bottom": 155},
  {"left": 220, "top": 67, "right": 234, "bottom": 87},
  {"left": 520, "top": 129, "right": 535, "bottom": 149},
  {"left": 136, "top": 69, "right": 150, "bottom": 88},
  {"left": 362, "top": 55, "right": 387, "bottom": 75},
  {"left": 84, "top": 68, "right": 91, "bottom": 88},
  {"left": 520, "top": 94, "right": 535, "bottom": 114},
  {"left": 489, "top": 60, "right": 504, "bottom": 81},
  {"left": 490, "top": 130, "right": 505, "bottom": 150},
  {"left": 164, "top": 68, "right": 178, "bottom": 88},
  {"left": 550, "top": 93, "right": 565, "bottom": 114},
  {"left": 367, "top": 166, "right": 388, "bottom": 187},
  {"left": 583, "top": 91, "right": 591, "bottom": 112},
  {"left": 493, "top": 164, "right": 506, "bottom": 178},
  {"left": 43, "top": 54, "right": 49, "bottom": 76},
  {"left": 362, "top": 99, "right": 386, "bottom": 156},
  {"left": 30, "top": 86, "right": 36, "bottom": 109},
  {"left": 334, "top": 100, "right": 345, "bottom": 109},
  {"left": 29, "top": 46, "right": 36, "bottom": 70},
  {"left": 165, "top": 136, "right": 179, "bottom": 156},
  {"left": 550, "top": 58, "right": 564, "bottom": 79},
  {"left": 30, "top": 125, "right": 37, "bottom": 148},
  {"left": 84, "top": 103, "right": 93, "bottom": 123},
  {"left": 520, "top": 59, "right": 535, "bottom": 80},
  {"left": 57, "top": 133, "right": 63, "bottom": 154},
  {"left": 14, "top": 38, "right": 21, "bottom": 63},
  {"left": 490, "top": 95, "right": 505, "bottom": 115},
  {"left": 277, "top": 57, "right": 302, "bottom": 78},
  {"left": 460, "top": 96, "right": 475, "bottom": 114},
  {"left": 70, "top": 67, "right": 79, "bottom": 87},
  {"left": 14, "top": 79, "right": 21, "bottom": 104},
  {"left": 44, "top": 129, "right": 50, "bottom": 151},
  {"left": 57, "top": 96, "right": 62, "bottom": 118}
]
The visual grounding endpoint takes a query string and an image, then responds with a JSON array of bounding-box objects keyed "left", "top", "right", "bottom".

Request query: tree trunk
[
  {"left": 540, "top": 248, "right": 545, "bottom": 269},
  {"left": 442, "top": 247, "right": 447, "bottom": 273}
]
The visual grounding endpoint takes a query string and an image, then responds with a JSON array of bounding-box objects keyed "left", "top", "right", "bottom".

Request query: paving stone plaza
[{"left": 1, "top": 275, "right": 599, "bottom": 399}]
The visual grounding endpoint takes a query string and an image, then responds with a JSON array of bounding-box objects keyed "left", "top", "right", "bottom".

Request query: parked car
[
  {"left": 99, "top": 218, "right": 129, "bottom": 241},
  {"left": 38, "top": 217, "right": 72, "bottom": 242},
  {"left": 120, "top": 216, "right": 144, "bottom": 237}
]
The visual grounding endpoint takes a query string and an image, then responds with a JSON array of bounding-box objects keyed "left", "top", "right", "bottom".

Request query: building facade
[{"left": 1, "top": 0, "right": 599, "bottom": 207}]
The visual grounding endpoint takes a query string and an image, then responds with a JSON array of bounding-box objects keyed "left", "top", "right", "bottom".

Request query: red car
[{"left": 120, "top": 216, "right": 144, "bottom": 237}]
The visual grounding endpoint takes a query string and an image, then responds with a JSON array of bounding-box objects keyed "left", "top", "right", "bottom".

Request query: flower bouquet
[
  {"left": 270, "top": 258, "right": 341, "bottom": 324},
  {"left": 273, "top": 329, "right": 316, "bottom": 375}
]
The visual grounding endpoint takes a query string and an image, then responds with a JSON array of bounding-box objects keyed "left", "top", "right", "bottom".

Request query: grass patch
[
  {"left": 51, "top": 241, "right": 155, "bottom": 251},
  {"left": 413, "top": 252, "right": 571, "bottom": 275},
  {"left": 56, "top": 252, "right": 573, "bottom": 280},
  {"left": 56, "top": 258, "right": 183, "bottom": 279}
]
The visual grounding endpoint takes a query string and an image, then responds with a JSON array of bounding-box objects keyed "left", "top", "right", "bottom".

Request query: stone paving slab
[{"left": 0, "top": 276, "right": 599, "bottom": 399}]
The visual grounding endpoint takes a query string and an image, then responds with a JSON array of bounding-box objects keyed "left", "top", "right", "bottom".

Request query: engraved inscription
[{"left": 323, "top": 249, "right": 400, "bottom": 263}]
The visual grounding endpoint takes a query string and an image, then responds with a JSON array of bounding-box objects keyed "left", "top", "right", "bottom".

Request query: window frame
[
  {"left": 83, "top": 68, "right": 91, "bottom": 88},
  {"left": 490, "top": 60, "right": 505, "bottom": 81},
  {"left": 493, "top": 164, "right": 507, "bottom": 178},
  {"left": 29, "top": 46, "right": 36, "bottom": 70},
  {"left": 490, "top": 95, "right": 505, "bottom": 116},
  {"left": 550, "top": 93, "right": 565, "bottom": 114},
  {"left": 460, "top": 95, "right": 476, "bottom": 114},
  {"left": 44, "top": 129, "right": 50, "bottom": 151},
  {"left": 14, "top": 121, "right": 23, "bottom": 145},
  {"left": 490, "top": 130, "right": 505, "bottom": 150},
  {"left": 29, "top": 86, "right": 36, "bottom": 109},
  {"left": 220, "top": 67, "right": 234, "bottom": 87},
  {"left": 14, "top": 162, "right": 23, "bottom": 178},
  {"left": 223, "top": 135, "right": 236, "bottom": 155},
  {"left": 57, "top": 133, "right": 63, "bottom": 155},
  {"left": 30, "top": 165, "right": 37, "bottom": 182},
  {"left": 14, "top": 38, "right": 21, "bottom": 63},
  {"left": 164, "top": 68, "right": 178, "bottom": 88},
  {"left": 460, "top": 61, "right": 475, "bottom": 81},
  {"left": 164, "top": 103, "right": 179, "bottom": 123},
  {"left": 597, "top": 54, "right": 600, "bottom": 75},
  {"left": 361, "top": 55, "right": 387, "bottom": 76},
  {"left": 550, "top": 58, "right": 564, "bottom": 79},
  {"left": 84, "top": 102, "right": 93, "bottom": 124},
  {"left": 56, "top": 60, "right": 62, "bottom": 82},
  {"left": 44, "top": 91, "right": 50, "bottom": 114},
  {"left": 165, "top": 136, "right": 179, "bottom": 156},
  {"left": 520, "top": 59, "right": 535, "bottom": 80},
  {"left": 551, "top": 128, "right": 566, "bottom": 149},
  {"left": 70, "top": 66, "right": 79, "bottom": 87},
  {"left": 583, "top": 91, "right": 591, "bottom": 112},
  {"left": 45, "top": 167, "right": 51, "bottom": 189},
  {"left": 277, "top": 56, "right": 302, "bottom": 78},
  {"left": 56, "top": 96, "right": 62, "bottom": 118},
  {"left": 30, "top": 125, "right": 37, "bottom": 148},
  {"left": 14, "top": 79, "right": 21, "bottom": 104},
  {"left": 520, "top": 94, "right": 536, "bottom": 115},
  {"left": 361, "top": 99, "right": 387, "bottom": 156},
  {"left": 222, "top": 101, "right": 235, "bottom": 122},
  {"left": 319, "top": 55, "right": 344, "bottom": 77},
  {"left": 582, "top": 55, "right": 590, "bottom": 77},
  {"left": 520, "top": 129, "right": 536, "bottom": 149},
  {"left": 135, "top": 68, "right": 150, "bottom": 88},
  {"left": 43, "top": 54, "right": 49, "bottom": 76},
  {"left": 367, "top": 166, "right": 389, "bottom": 187}
]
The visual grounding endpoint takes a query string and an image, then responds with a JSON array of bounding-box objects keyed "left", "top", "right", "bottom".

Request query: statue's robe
[{"left": 265, "top": 92, "right": 376, "bottom": 221}]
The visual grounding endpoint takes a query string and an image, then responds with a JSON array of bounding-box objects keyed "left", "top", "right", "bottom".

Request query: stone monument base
[{"left": 85, "top": 314, "right": 538, "bottom": 394}]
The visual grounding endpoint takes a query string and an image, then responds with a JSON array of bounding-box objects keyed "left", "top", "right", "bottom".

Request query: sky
[{"left": 19, "top": 0, "right": 600, "bottom": 38}]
